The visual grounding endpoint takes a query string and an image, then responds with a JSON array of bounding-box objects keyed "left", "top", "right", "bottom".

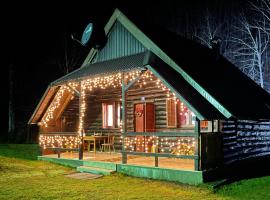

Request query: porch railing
[
  {"left": 39, "top": 132, "right": 80, "bottom": 151},
  {"left": 122, "top": 131, "right": 199, "bottom": 170}
]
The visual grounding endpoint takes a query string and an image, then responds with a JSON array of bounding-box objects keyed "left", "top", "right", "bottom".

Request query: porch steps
[
  {"left": 83, "top": 160, "right": 117, "bottom": 171},
  {"left": 77, "top": 166, "right": 116, "bottom": 175}
]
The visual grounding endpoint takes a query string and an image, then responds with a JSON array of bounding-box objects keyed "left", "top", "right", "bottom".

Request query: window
[
  {"left": 167, "top": 99, "right": 177, "bottom": 127},
  {"left": 102, "top": 102, "right": 121, "bottom": 128},
  {"left": 177, "top": 101, "right": 195, "bottom": 127}
]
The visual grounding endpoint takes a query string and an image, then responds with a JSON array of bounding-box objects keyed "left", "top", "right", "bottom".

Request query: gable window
[
  {"left": 102, "top": 102, "right": 121, "bottom": 128},
  {"left": 167, "top": 99, "right": 177, "bottom": 127}
]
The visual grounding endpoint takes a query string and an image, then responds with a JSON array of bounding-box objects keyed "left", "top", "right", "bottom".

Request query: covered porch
[{"left": 31, "top": 52, "right": 222, "bottom": 174}]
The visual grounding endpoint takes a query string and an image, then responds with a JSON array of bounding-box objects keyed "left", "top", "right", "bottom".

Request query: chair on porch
[
  {"left": 83, "top": 136, "right": 95, "bottom": 152},
  {"left": 100, "top": 134, "right": 115, "bottom": 154}
]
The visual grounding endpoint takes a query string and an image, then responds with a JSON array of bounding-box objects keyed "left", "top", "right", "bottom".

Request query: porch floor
[{"left": 44, "top": 151, "right": 194, "bottom": 170}]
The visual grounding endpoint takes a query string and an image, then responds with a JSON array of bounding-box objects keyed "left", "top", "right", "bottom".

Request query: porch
[
  {"left": 38, "top": 151, "right": 202, "bottom": 185},
  {"left": 41, "top": 151, "right": 194, "bottom": 170}
]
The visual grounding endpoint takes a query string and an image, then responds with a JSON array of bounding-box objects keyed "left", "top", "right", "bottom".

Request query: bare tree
[
  {"left": 193, "top": 9, "right": 223, "bottom": 48},
  {"left": 251, "top": 0, "right": 270, "bottom": 33},
  {"left": 191, "top": 8, "right": 234, "bottom": 57},
  {"left": 229, "top": 9, "right": 269, "bottom": 88},
  {"left": 251, "top": 0, "right": 270, "bottom": 88}
]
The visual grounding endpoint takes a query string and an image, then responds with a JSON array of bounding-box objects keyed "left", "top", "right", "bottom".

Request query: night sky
[{"left": 4, "top": 0, "right": 247, "bottom": 139}]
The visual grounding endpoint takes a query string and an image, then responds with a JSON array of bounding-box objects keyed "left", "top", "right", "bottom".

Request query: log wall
[
  {"left": 40, "top": 92, "right": 79, "bottom": 133},
  {"left": 39, "top": 73, "right": 195, "bottom": 150},
  {"left": 126, "top": 75, "right": 194, "bottom": 133},
  {"left": 222, "top": 120, "right": 270, "bottom": 164}
]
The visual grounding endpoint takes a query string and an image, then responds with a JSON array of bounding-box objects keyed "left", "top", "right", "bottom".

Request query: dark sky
[{"left": 4, "top": 0, "right": 247, "bottom": 134}]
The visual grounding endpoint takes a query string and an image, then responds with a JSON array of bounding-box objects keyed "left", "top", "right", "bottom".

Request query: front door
[
  {"left": 134, "top": 104, "right": 145, "bottom": 132},
  {"left": 134, "top": 103, "right": 155, "bottom": 152}
]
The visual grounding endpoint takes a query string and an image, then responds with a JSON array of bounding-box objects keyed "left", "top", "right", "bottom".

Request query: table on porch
[{"left": 83, "top": 135, "right": 108, "bottom": 154}]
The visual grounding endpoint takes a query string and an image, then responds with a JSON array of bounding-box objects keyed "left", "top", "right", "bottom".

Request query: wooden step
[{"left": 77, "top": 166, "right": 116, "bottom": 175}]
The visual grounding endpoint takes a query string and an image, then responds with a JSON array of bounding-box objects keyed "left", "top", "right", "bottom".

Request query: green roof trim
[
  {"left": 147, "top": 65, "right": 205, "bottom": 120},
  {"left": 169, "top": 60, "right": 233, "bottom": 119}
]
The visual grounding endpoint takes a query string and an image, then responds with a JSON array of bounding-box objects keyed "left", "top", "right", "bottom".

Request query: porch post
[
  {"left": 194, "top": 118, "right": 201, "bottom": 170},
  {"left": 79, "top": 81, "right": 84, "bottom": 160},
  {"left": 122, "top": 74, "right": 127, "bottom": 164}
]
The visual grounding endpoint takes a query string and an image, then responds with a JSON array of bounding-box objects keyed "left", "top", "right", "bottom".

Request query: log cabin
[{"left": 28, "top": 9, "right": 270, "bottom": 184}]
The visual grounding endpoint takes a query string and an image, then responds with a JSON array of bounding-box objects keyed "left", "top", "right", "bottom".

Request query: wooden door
[
  {"left": 134, "top": 103, "right": 155, "bottom": 152},
  {"left": 134, "top": 104, "right": 145, "bottom": 152},
  {"left": 134, "top": 104, "right": 145, "bottom": 132}
]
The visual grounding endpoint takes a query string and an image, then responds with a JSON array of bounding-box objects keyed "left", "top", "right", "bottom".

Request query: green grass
[{"left": 0, "top": 144, "right": 270, "bottom": 199}]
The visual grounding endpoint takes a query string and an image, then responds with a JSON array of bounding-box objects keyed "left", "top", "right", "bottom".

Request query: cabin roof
[
  {"left": 29, "top": 9, "right": 270, "bottom": 124},
  {"left": 50, "top": 52, "right": 147, "bottom": 86},
  {"left": 137, "top": 23, "right": 270, "bottom": 120},
  {"left": 111, "top": 8, "right": 270, "bottom": 120},
  {"left": 146, "top": 53, "right": 225, "bottom": 120}
]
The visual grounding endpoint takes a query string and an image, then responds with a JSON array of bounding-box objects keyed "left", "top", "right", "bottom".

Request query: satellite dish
[
  {"left": 81, "top": 23, "right": 93, "bottom": 46},
  {"left": 80, "top": 22, "right": 107, "bottom": 49}
]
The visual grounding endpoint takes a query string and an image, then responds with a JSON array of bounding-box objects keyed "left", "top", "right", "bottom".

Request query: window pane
[
  {"left": 107, "top": 105, "right": 113, "bottom": 127},
  {"left": 102, "top": 103, "right": 106, "bottom": 128},
  {"left": 177, "top": 101, "right": 195, "bottom": 127},
  {"left": 117, "top": 103, "right": 121, "bottom": 127}
]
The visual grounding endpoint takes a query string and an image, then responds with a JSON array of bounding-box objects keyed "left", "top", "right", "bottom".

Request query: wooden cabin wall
[
  {"left": 39, "top": 95, "right": 79, "bottom": 133},
  {"left": 60, "top": 96, "right": 79, "bottom": 132},
  {"left": 126, "top": 75, "right": 195, "bottom": 133},
  {"left": 82, "top": 74, "right": 195, "bottom": 150},
  {"left": 84, "top": 88, "right": 122, "bottom": 150},
  {"left": 222, "top": 120, "right": 270, "bottom": 164}
]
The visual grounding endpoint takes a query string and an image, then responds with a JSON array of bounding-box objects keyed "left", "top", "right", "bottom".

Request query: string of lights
[
  {"left": 124, "top": 136, "right": 196, "bottom": 155},
  {"left": 39, "top": 70, "right": 192, "bottom": 150},
  {"left": 41, "top": 85, "right": 75, "bottom": 127},
  {"left": 39, "top": 135, "right": 81, "bottom": 149}
]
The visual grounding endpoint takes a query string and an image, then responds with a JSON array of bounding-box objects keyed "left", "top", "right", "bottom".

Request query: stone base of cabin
[{"left": 38, "top": 151, "right": 201, "bottom": 185}]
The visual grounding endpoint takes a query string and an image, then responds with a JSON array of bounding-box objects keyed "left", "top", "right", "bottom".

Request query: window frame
[
  {"left": 102, "top": 102, "right": 121, "bottom": 129},
  {"left": 176, "top": 101, "right": 195, "bottom": 128}
]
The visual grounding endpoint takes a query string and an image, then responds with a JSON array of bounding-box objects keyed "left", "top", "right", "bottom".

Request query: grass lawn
[{"left": 0, "top": 144, "right": 270, "bottom": 199}]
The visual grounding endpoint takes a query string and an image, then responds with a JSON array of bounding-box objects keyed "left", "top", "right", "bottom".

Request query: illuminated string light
[
  {"left": 39, "top": 135, "right": 81, "bottom": 149},
  {"left": 124, "top": 136, "right": 195, "bottom": 156},
  {"left": 40, "top": 70, "right": 193, "bottom": 150},
  {"left": 41, "top": 85, "right": 77, "bottom": 127}
]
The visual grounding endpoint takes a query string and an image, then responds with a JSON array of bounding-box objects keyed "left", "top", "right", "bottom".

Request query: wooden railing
[
  {"left": 122, "top": 131, "right": 199, "bottom": 169},
  {"left": 39, "top": 132, "right": 80, "bottom": 152}
]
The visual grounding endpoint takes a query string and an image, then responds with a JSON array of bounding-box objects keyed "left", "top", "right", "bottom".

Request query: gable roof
[
  {"left": 92, "top": 21, "right": 146, "bottom": 63},
  {"left": 29, "top": 8, "right": 270, "bottom": 124},
  {"left": 111, "top": 9, "right": 270, "bottom": 120},
  {"left": 137, "top": 24, "right": 270, "bottom": 120},
  {"left": 83, "top": 9, "right": 233, "bottom": 119},
  {"left": 134, "top": 20, "right": 270, "bottom": 120}
]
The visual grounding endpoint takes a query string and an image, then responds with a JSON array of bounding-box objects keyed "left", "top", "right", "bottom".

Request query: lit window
[
  {"left": 107, "top": 105, "right": 113, "bottom": 127},
  {"left": 102, "top": 102, "right": 121, "bottom": 128},
  {"left": 177, "top": 101, "right": 195, "bottom": 127}
]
